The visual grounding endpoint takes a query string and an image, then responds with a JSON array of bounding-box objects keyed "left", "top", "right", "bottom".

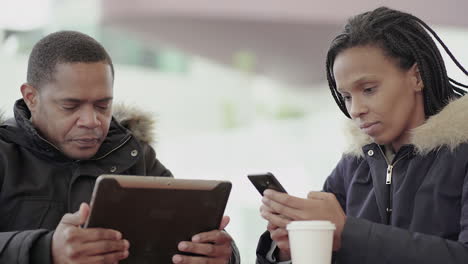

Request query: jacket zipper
[
  {"left": 91, "top": 135, "right": 132, "bottom": 161},
  {"left": 38, "top": 132, "right": 132, "bottom": 162},
  {"left": 37, "top": 133, "right": 61, "bottom": 152},
  {"left": 377, "top": 146, "right": 409, "bottom": 224},
  {"left": 386, "top": 165, "right": 393, "bottom": 184},
  {"left": 65, "top": 136, "right": 132, "bottom": 213}
]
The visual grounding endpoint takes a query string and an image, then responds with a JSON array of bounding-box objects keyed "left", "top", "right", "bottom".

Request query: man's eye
[
  {"left": 63, "top": 106, "right": 77, "bottom": 110},
  {"left": 96, "top": 105, "right": 109, "bottom": 110}
]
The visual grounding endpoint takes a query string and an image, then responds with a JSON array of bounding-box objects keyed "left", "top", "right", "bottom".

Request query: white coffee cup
[{"left": 286, "top": 220, "right": 336, "bottom": 264}]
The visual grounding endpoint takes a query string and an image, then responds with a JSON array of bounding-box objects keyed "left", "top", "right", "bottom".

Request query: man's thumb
[
  {"left": 219, "top": 215, "right": 230, "bottom": 230},
  {"left": 77, "top": 203, "right": 90, "bottom": 225},
  {"left": 61, "top": 203, "right": 90, "bottom": 226}
]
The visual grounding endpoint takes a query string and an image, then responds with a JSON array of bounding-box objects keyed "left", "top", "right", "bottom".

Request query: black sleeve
[
  {"left": 229, "top": 238, "right": 241, "bottom": 264},
  {"left": 256, "top": 231, "right": 275, "bottom": 264},
  {"left": 0, "top": 230, "right": 53, "bottom": 264},
  {"left": 322, "top": 155, "right": 356, "bottom": 211}
]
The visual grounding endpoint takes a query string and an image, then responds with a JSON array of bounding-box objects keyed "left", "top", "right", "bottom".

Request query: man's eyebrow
[
  {"left": 58, "top": 97, "right": 113, "bottom": 103},
  {"left": 59, "top": 98, "right": 82, "bottom": 103},
  {"left": 95, "top": 97, "right": 113, "bottom": 103}
]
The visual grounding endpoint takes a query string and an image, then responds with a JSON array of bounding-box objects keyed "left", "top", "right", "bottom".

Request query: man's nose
[{"left": 77, "top": 108, "right": 101, "bottom": 128}]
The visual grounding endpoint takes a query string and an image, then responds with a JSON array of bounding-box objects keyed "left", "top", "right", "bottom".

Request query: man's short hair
[{"left": 27, "top": 30, "right": 114, "bottom": 88}]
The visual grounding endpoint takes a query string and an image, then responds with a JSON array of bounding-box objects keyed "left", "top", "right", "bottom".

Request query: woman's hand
[{"left": 261, "top": 190, "right": 346, "bottom": 251}]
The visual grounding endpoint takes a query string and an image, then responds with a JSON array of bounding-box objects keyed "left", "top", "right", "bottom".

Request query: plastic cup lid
[{"left": 286, "top": 220, "right": 336, "bottom": 230}]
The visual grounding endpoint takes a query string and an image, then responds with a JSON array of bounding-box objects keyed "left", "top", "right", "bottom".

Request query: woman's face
[{"left": 333, "top": 45, "right": 426, "bottom": 151}]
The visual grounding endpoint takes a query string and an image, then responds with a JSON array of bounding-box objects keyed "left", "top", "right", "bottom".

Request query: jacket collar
[
  {"left": 344, "top": 95, "right": 468, "bottom": 157},
  {"left": 0, "top": 99, "right": 156, "bottom": 161}
]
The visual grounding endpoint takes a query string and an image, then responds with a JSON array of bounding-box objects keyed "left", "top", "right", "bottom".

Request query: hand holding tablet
[{"left": 84, "top": 175, "right": 232, "bottom": 264}]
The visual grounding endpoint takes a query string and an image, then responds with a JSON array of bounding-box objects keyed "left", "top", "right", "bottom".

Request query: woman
[{"left": 256, "top": 7, "right": 468, "bottom": 264}]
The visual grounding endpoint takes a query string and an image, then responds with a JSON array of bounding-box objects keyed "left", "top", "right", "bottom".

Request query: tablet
[{"left": 84, "top": 175, "right": 232, "bottom": 264}]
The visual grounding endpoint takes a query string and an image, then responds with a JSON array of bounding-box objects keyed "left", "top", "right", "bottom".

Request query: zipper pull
[{"left": 386, "top": 165, "right": 393, "bottom": 184}]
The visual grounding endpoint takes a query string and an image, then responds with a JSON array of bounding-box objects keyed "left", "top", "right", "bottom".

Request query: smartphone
[{"left": 248, "top": 172, "right": 287, "bottom": 195}]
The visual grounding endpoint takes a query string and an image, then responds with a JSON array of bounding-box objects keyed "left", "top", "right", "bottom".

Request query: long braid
[
  {"left": 326, "top": 34, "right": 351, "bottom": 118},
  {"left": 326, "top": 55, "right": 349, "bottom": 117},
  {"left": 450, "top": 78, "right": 468, "bottom": 88},
  {"left": 405, "top": 14, "right": 467, "bottom": 104},
  {"left": 414, "top": 17, "right": 468, "bottom": 76},
  {"left": 376, "top": 10, "right": 457, "bottom": 114},
  {"left": 326, "top": 7, "right": 467, "bottom": 118}
]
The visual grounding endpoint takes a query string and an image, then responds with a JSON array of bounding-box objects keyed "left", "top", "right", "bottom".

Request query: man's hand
[
  {"left": 52, "top": 203, "right": 130, "bottom": 264},
  {"left": 172, "top": 216, "right": 233, "bottom": 264},
  {"left": 261, "top": 190, "right": 346, "bottom": 251}
]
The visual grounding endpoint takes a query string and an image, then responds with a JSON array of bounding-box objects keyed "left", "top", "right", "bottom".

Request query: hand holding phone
[{"left": 248, "top": 172, "right": 287, "bottom": 195}]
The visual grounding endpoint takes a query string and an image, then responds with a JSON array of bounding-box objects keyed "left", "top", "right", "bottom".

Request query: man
[{"left": 0, "top": 31, "right": 239, "bottom": 264}]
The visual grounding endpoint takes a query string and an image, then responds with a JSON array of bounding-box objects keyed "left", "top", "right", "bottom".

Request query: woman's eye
[
  {"left": 341, "top": 94, "right": 351, "bottom": 101},
  {"left": 364, "top": 87, "right": 376, "bottom": 93}
]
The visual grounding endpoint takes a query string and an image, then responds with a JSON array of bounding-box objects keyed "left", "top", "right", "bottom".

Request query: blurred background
[{"left": 1, "top": 0, "right": 467, "bottom": 262}]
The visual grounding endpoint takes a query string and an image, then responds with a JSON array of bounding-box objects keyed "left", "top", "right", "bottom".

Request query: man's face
[
  {"left": 333, "top": 45, "right": 425, "bottom": 150},
  {"left": 29, "top": 62, "right": 114, "bottom": 160}
]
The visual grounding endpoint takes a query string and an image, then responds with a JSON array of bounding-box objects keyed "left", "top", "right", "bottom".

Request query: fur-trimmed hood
[
  {"left": 112, "top": 103, "right": 156, "bottom": 144},
  {"left": 0, "top": 103, "right": 156, "bottom": 144},
  {"left": 344, "top": 95, "right": 468, "bottom": 157}
]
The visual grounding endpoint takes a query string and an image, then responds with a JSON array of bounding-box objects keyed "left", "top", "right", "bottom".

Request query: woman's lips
[{"left": 359, "top": 122, "right": 380, "bottom": 136}]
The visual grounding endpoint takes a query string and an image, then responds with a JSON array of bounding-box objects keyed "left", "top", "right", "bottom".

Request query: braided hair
[{"left": 326, "top": 7, "right": 468, "bottom": 118}]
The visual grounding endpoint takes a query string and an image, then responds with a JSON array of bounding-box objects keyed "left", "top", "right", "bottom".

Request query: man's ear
[
  {"left": 20, "top": 83, "right": 39, "bottom": 112},
  {"left": 409, "top": 63, "right": 424, "bottom": 92}
]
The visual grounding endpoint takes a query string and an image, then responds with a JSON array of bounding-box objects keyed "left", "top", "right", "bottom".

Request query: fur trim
[
  {"left": 411, "top": 96, "right": 468, "bottom": 155},
  {"left": 343, "top": 119, "right": 372, "bottom": 158},
  {"left": 113, "top": 103, "right": 156, "bottom": 144},
  {"left": 344, "top": 95, "right": 468, "bottom": 157}
]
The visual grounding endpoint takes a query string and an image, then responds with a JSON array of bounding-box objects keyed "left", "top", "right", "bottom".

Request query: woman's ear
[
  {"left": 410, "top": 63, "right": 424, "bottom": 92},
  {"left": 20, "top": 83, "right": 39, "bottom": 112}
]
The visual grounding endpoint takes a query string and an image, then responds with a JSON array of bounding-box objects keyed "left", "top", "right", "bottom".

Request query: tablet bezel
[{"left": 84, "top": 175, "right": 232, "bottom": 264}]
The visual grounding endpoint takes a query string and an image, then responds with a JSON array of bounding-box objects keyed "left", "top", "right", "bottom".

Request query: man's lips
[{"left": 72, "top": 137, "right": 101, "bottom": 147}]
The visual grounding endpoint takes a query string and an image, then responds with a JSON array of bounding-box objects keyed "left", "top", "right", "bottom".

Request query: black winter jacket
[
  {"left": 0, "top": 100, "right": 240, "bottom": 263},
  {"left": 257, "top": 95, "right": 468, "bottom": 264}
]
